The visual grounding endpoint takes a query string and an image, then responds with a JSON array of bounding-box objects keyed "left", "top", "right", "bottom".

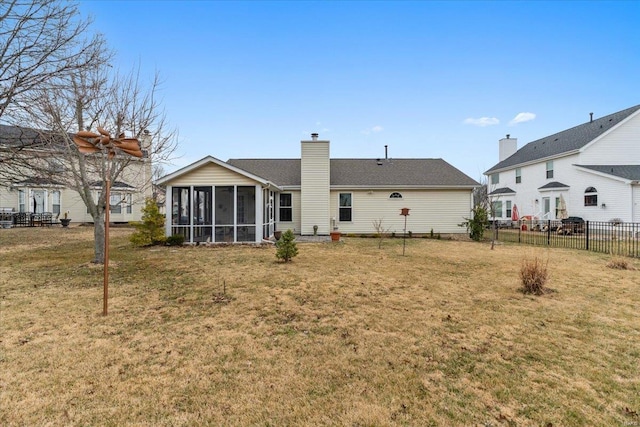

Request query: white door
[{"left": 32, "top": 190, "right": 46, "bottom": 213}]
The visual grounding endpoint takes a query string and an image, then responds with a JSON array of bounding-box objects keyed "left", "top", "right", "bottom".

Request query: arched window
[
  {"left": 389, "top": 192, "right": 403, "bottom": 199},
  {"left": 584, "top": 187, "right": 598, "bottom": 206}
]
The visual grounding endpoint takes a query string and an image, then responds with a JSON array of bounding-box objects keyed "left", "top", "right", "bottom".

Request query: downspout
[{"left": 632, "top": 181, "right": 638, "bottom": 222}]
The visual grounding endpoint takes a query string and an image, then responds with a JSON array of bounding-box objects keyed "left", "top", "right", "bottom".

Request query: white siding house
[
  {"left": 485, "top": 105, "right": 640, "bottom": 223},
  {"left": 158, "top": 135, "right": 479, "bottom": 243}
]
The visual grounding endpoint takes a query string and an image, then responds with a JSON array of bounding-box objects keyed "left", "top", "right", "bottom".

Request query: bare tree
[
  {"left": 372, "top": 218, "right": 391, "bottom": 249},
  {"left": 0, "top": 0, "right": 102, "bottom": 120},
  {"left": 11, "top": 61, "right": 177, "bottom": 263}
]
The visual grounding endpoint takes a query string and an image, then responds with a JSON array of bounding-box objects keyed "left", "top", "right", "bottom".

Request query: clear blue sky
[{"left": 79, "top": 1, "right": 639, "bottom": 180}]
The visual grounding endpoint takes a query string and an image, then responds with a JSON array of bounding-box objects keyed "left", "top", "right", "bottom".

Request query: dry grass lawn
[{"left": 1, "top": 227, "right": 639, "bottom": 426}]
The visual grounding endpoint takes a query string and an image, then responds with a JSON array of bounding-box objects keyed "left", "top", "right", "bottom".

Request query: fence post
[
  {"left": 585, "top": 221, "right": 589, "bottom": 251},
  {"left": 518, "top": 223, "right": 521, "bottom": 243},
  {"left": 547, "top": 219, "right": 551, "bottom": 245}
]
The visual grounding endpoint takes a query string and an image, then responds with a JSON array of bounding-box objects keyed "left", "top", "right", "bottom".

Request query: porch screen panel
[
  {"left": 215, "top": 186, "right": 234, "bottom": 242},
  {"left": 171, "top": 187, "right": 191, "bottom": 239},
  {"left": 193, "top": 186, "right": 213, "bottom": 243},
  {"left": 237, "top": 186, "right": 255, "bottom": 242}
]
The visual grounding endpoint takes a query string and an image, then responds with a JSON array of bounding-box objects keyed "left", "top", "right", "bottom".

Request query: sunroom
[{"left": 158, "top": 156, "right": 280, "bottom": 244}]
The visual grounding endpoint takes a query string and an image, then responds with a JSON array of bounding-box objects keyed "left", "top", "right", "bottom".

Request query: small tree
[
  {"left": 461, "top": 205, "right": 489, "bottom": 241},
  {"left": 130, "top": 198, "right": 166, "bottom": 246},
  {"left": 275, "top": 229, "right": 298, "bottom": 262},
  {"left": 372, "top": 218, "right": 391, "bottom": 249}
]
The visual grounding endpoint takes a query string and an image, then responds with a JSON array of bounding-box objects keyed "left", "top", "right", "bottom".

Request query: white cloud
[
  {"left": 509, "top": 112, "right": 536, "bottom": 125},
  {"left": 463, "top": 117, "right": 500, "bottom": 127},
  {"left": 361, "top": 125, "right": 384, "bottom": 135}
]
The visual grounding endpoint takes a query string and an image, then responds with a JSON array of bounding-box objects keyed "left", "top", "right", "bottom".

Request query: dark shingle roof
[
  {"left": 0, "top": 124, "right": 48, "bottom": 148},
  {"left": 486, "top": 105, "right": 640, "bottom": 173},
  {"left": 576, "top": 165, "right": 640, "bottom": 181},
  {"left": 538, "top": 181, "right": 570, "bottom": 190},
  {"left": 227, "top": 158, "right": 479, "bottom": 188},
  {"left": 489, "top": 187, "right": 516, "bottom": 195}
]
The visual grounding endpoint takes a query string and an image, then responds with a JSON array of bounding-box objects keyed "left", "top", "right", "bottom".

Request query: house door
[
  {"left": 32, "top": 190, "right": 46, "bottom": 213},
  {"left": 543, "top": 197, "right": 550, "bottom": 219}
]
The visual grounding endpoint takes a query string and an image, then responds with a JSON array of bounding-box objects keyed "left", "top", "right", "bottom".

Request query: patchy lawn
[{"left": 1, "top": 227, "right": 639, "bottom": 426}]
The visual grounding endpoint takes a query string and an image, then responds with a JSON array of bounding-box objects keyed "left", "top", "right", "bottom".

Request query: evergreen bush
[
  {"left": 275, "top": 229, "right": 298, "bottom": 262},
  {"left": 130, "top": 198, "right": 166, "bottom": 247}
]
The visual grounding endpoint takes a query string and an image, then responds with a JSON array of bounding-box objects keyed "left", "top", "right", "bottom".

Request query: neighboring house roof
[
  {"left": 227, "top": 158, "right": 479, "bottom": 188},
  {"left": 575, "top": 165, "right": 640, "bottom": 181},
  {"left": 486, "top": 104, "right": 640, "bottom": 173},
  {"left": 489, "top": 187, "right": 516, "bottom": 195},
  {"left": 15, "top": 177, "right": 65, "bottom": 186},
  {"left": 0, "top": 124, "right": 65, "bottom": 150},
  {"left": 90, "top": 180, "right": 135, "bottom": 189},
  {"left": 538, "top": 181, "right": 570, "bottom": 190}
]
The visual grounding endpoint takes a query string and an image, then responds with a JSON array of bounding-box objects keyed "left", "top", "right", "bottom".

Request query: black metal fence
[{"left": 494, "top": 220, "right": 640, "bottom": 258}]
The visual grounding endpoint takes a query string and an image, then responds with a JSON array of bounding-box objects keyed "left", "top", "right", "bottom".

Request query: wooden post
[{"left": 104, "top": 175, "right": 110, "bottom": 316}]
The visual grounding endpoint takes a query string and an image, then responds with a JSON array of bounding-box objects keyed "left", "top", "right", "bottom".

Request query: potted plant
[
  {"left": 330, "top": 226, "right": 341, "bottom": 242},
  {"left": 60, "top": 211, "right": 71, "bottom": 227}
]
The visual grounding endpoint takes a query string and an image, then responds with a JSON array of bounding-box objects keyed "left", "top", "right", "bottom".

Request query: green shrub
[
  {"left": 130, "top": 198, "right": 166, "bottom": 246},
  {"left": 275, "top": 229, "right": 298, "bottom": 262},
  {"left": 166, "top": 234, "right": 185, "bottom": 246},
  {"left": 460, "top": 205, "right": 489, "bottom": 241}
]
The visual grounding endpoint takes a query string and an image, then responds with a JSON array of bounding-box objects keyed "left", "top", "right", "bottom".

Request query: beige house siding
[
  {"left": 168, "top": 163, "right": 258, "bottom": 187},
  {"left": 329, "top": 189, "right": 473, "bottom": 235},
  {"left": 300, "top": 141, "right": 330, "bottom": 234},
  {"left": 276, "top": 189, "right": 301, "bottom": 234}
]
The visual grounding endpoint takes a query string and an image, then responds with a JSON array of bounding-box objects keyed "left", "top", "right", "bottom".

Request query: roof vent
[
  {"left": 311, "top": 133, "right": 318, "bottom": 141},
  {"left": 590, "top": 112, "right": 593, "bottom": 122}
]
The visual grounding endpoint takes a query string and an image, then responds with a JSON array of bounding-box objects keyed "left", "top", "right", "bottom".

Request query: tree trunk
[{"left": 93, "top": 211, "right": 106, "bottom": 264}]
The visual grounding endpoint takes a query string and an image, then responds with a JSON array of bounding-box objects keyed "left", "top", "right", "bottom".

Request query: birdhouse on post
[{"left": 400, "top": 208, "right": 410, "bottom": 255}]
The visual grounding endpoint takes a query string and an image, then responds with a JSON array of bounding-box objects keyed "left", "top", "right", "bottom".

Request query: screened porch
[{"left": 168, "top": 185, "right": 275, "bottom": 243}]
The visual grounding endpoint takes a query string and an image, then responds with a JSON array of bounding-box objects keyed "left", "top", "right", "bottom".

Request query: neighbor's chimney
[
  {"left": 311, "top": 133, "right": 319, "bottom": 141},
  {"left": 589, "top": 112, "right": 593, "bottom": 123},
  {"left": 384, "top": 145, "right": 388, "bottom": 160},
  {"left": 499, "top": 134, "right": 517, "bottom": 162}
]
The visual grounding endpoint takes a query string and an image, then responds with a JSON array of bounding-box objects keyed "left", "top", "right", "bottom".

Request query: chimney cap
[
  {"left": 506, "top": 134, "right": 510, "bottom": 139},
  {"left": 311, "top": 133, "right": 319, "bottom": 141}
]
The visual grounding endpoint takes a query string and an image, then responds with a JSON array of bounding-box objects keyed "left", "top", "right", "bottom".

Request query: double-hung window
[
  {"left": 339, "top": 193, "right": 352, "bottom": 222},
  {"left": 491, "top": 173, "right": 499, "bottom": 185},
  {"left": 546, "top": 161, "right": 554, "bottom": 179},
  {"left": 279, "top": 193, "right": 292, "bottom": 222},
  {"left": 515, "top": 168, "right": 521, "bottom": 184}
]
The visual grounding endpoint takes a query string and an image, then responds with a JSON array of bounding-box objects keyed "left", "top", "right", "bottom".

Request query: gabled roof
[
  {"left": 157, "top": 155, "right": 276, "bottom": 187},
  {"left": 489, "top": 187, "right": 516, "bottom": 195},
  {"left": 486, "top": 104, "right": 640, "bottom": 174},
  {"left": 538, "top": 181, "right": 570, "bottom": 190},
  {"left": 227, "top": 158, "right": 479, "bottom": 188},
  {"left": 575, "top": 165, "right": 640, "bottom": 181}
]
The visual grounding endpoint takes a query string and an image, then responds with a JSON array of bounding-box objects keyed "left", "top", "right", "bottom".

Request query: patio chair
[
  {"left": 14, "top": 212, "right": 28, "bottom": 227},
  {"left": 42, "top": 212, "right": 54, "bottom": 227},
  {"left": 31, "top": 213, "right": 42, "bottom": 227}
]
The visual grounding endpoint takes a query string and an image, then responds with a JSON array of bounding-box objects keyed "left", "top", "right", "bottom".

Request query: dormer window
[
  {"left": 584, "top": 187, "right": 598, "bottom": 206},
  {"left": 389, "top": 192, "right": 403, "bottom": 199}
]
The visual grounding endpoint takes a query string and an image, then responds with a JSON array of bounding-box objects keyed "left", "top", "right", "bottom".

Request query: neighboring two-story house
[
  {"left": 0, "top": 124, "right": 153, "bottom": 224},
  {"left": 485, "top": 105, "right": 640, "bottom": 223},
  {"left": 157, "top": 134, "right": 479, "bottom": 244}
]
